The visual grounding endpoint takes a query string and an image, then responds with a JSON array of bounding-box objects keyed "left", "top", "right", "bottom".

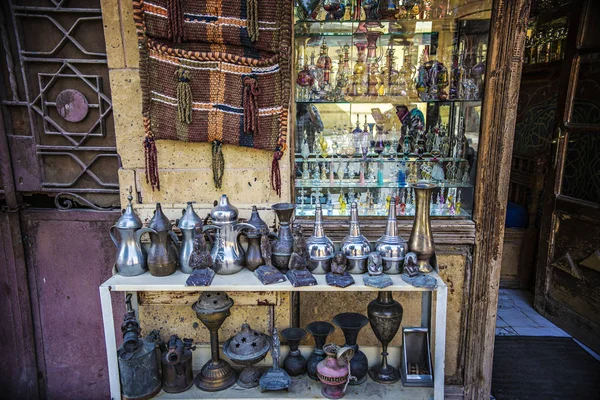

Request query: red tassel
[
  {"left": 271, "top": 151, "right": 282, "bottom": 197},
  {"left": 144, "top": 135, "right": 160, "bottom": 191},
  {"left": 243, "top": 76, "right": 260, "bottom": 135}
]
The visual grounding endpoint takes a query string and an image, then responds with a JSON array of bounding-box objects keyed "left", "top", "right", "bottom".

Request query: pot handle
[
  {"left": 169, "top": 230, "right": 180, "bottom": 248},
  {"left": 135, "top": 227, "right": 156, "bottom": 248},
  {"left": 109, "top": 225, "right": 120, "bottom": 248},
  {"left": 234, "top": 223, "right": 254, "bottom": 259}
]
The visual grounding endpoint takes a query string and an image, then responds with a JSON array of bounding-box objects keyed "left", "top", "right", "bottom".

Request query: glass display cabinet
[{"left": 292, "top": 0, "right": 492, "bottom": 218}]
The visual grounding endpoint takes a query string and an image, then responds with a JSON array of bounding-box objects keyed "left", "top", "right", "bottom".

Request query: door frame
[
  {"left": 0, "top": 96, "right": 39, "bottom": 398},
  {"left": 462, "top": 0, "right": 531, "bottom": 398}
]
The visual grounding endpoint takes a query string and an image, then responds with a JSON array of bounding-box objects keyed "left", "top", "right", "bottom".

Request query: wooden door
[{"left": 535, "top": 0, "right": 600, "bottom": 353}]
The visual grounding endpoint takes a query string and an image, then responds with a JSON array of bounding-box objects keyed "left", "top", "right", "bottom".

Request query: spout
[{"left": 109, "top": 226, "right": 120, "bottom": 248}]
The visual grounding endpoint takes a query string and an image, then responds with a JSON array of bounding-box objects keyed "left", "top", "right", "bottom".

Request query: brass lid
[
  {"left": 223, "top": 323, "right": 271, "bottom": 362},
  {"left": 192, "top": 292, "right": 234, "bottom": 315},
  {"left": 148, "top": 203, "right": 171, "bottom": 232}
]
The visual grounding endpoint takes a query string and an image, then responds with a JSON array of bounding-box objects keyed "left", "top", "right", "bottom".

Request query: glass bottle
[
  {"left": 316, "top": 41, "right": 333, "bottom": 95},
  {"left": 351, "top": 42, "right": 368, "bottom": 96}
]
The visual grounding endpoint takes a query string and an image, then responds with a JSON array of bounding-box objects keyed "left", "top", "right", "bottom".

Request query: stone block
[{"left": 100, "top": 0, "right": 125, "bottom": 69}]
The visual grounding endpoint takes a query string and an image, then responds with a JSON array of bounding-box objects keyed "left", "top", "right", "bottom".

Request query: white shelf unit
[{"left": 99, "top": 269, "right": 447, "bottom": 400}]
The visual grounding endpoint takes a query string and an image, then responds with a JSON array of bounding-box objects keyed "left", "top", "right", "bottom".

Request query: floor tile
[
  {"left": 496, "top": 327, "right": 518, "bottom": 336},
  {"left": 497, "top": 297, "right": 516, "bottom": 309},
  {"left": 497, "top": 308, "right": 540, "bottom": 328},
  {"left": 513, "top": 327, "right": 556, "bottom": 336},
  {"left": 496, "top": 316, "right": 509, "bottom": 328},
  {"left": 549, "top": 327, "right": 570, "bottom": 337}
]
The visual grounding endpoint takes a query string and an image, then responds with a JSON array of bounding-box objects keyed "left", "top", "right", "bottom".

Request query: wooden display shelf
[
  {"left": 101, "top": 269, "right": 444, "bottom": 292},
  {"left": 100, "top": 270, "right": 447, "bottom": 399},
  {"left": 153, "top": 375, "right": 433, "bottom": 399}
]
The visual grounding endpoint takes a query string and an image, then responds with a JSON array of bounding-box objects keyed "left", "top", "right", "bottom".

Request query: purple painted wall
[{"left": 20, "top": 209, "right": 121, "bottom": 400}]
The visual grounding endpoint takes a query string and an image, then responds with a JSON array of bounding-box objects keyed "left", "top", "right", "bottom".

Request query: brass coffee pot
[{"left": 146, "top": 203, "right": 179, "bottom": 276}]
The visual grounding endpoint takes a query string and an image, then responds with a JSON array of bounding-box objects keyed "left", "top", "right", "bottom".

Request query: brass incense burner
[{"left": 192, "top": 292, "right": 236, "bottom": 392}]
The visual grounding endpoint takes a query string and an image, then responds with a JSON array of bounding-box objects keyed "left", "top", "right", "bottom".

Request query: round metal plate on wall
[{"left": 55, "top": 89, "right": 89, "bottom": 122}]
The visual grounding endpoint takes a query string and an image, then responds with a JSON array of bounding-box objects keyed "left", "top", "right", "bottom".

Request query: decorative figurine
[
  {"left": 260, "top": 328, "right": 291, "bottom": 392},
  {"left": 118, "top": 294, "right": 161, "bottom": 400},
  {"left": 185, "top": 224, "right": 216, "bottom": 286},
  {"left": 223, "top": 323, "right": 271, "bottom": 388},
  {"left": 368, "top": 291, "right": 403, "bottom": 384},
  {"left": 110, "top": 187, "right": 154, "bottom": 277},
  {"left": 281, "top": 328, "right": 308, "bottom": 376},
  {"left": 287, "top": 224, "right": 317, "bottom": 287},
  {"left": 401, "top": 252, "right": 437, "bottom": 289},
  {"left": 333, "top": 313, "right": 369, "bottom": 385},
  {"left": 317, "top": 344, "right": 355, "bottom": 399},
  {"left": 254, "top": 235, "right": 287, "bottom": 285},
  {"left": 306, "top": 321, "right": 336, "bottom": 381},
  {"left": 192, "top": 292, "right": 236, "bottom": 391},
  {"left": 161, "top": 335, "right": 195, "bottom": 393},
  {"left": 363, "top": 252, "right": 393, "bottom": 288},
  {"left": 326, "top": 251, "right": 355, "bottom": 288}
]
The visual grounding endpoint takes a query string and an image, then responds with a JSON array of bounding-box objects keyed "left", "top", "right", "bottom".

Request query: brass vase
[
  {"left": 408, "top": 183, "right": 437, "bottom": 273},
  {"left": 192, "top": 292, "right": 237, "bottom": 392}
]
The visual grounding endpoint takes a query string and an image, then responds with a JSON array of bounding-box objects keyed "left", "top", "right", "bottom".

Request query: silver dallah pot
[
  {"left": 340, "top": 202, "right": 371, "bottom": 274},
  {"left": 203, "top": 195, "right": 254, "bottom": 275}
]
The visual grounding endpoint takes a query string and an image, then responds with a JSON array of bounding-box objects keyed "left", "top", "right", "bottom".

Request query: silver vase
[
  {"left": 375, "top": 197, "right": 407, "bottom": 274},
  {"left": 340, "top": 202, "right": 371, "bottom": 274},
  {"left": 306, "top": 203, "right": 334, "bottom": 274}
]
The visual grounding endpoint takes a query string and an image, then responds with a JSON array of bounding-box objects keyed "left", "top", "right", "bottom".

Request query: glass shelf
[
  {"left": 295, "top": 98, "right": 482, "bottom": 104},
  {"left": 294, "top": 181, "right": 473, "bottom": 189},
  {"left": 295, "top": 156, "right": 468, "bottom": 163},
  {"left": 296, "top": 207, "right": 472, "bottom": 219},
  {"left": 292, "top": 1, "right": 490, "bottom": 218}
]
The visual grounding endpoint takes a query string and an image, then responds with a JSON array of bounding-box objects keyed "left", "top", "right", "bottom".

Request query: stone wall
[{"left": 100, "top": 0, "right": 471, "bottom": 384}]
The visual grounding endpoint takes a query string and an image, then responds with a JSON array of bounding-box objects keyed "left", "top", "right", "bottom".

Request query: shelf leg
[
  {"left": 434, "top": 285, "right": 447, "bottom": 400},
  {"left": 421, "top": 291, "right": 432, "bottom": 329},
  {"left": 100, "top": 285, "right": 120, "bottom": 400}
]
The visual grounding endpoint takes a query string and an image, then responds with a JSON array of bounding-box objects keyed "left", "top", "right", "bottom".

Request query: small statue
[
  {"left": 363, "top": 252, "right": 392, "bottom": 288},
  {"left": 259, "top": 327, "right": 291, "bottom": 392},
  {"left": 326, "top": 251, "right": 354, "bottom": 288},
  {"left": 286, "top": 224, "right": 317, "bottom": 287},
  {"left": 254, "top": 235, "right": 287, "bottom": 285},
  {"left": 185, "top": 225, "right": 215, "bottom": 286},
  {"left": 401, "top": 251, "right": 437, "bottom": 289},
  {"left": 403, "top": 252, "right": 419, "bottom": 278}
]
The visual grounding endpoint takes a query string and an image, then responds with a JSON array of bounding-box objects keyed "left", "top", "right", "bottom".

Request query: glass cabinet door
[{"left": 293, "top": 0, "right": 492, "bottom": 218}]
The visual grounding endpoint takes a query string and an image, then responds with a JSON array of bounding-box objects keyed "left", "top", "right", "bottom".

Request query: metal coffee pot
[
  {"left": 203, "top": 195, "right": 254, "bottom": 275},
  {"left": 244, "top": 206, "right": 272, "bottom": 272},
  {"left": 340, "top": 202, "right": 371, "bottom": 274},
  {"left": 177, "top": 202, "right": 204, "bottom": 274},
  {"left": 110, "top": 189, "right": 154, "bottom": 276},
  {"left": 146, "top": 203, "right": 179, "bottom": 276}
]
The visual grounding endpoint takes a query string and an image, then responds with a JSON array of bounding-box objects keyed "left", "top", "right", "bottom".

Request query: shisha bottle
[
  {"left": 365, "top": 30, "right": 381, "bottom": 96},
  {"left": 351, "top": 42, "right": 367, "bottom": 96},
  {"left": 316, "top": 41, "right": 333, "bottom": 96}
]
